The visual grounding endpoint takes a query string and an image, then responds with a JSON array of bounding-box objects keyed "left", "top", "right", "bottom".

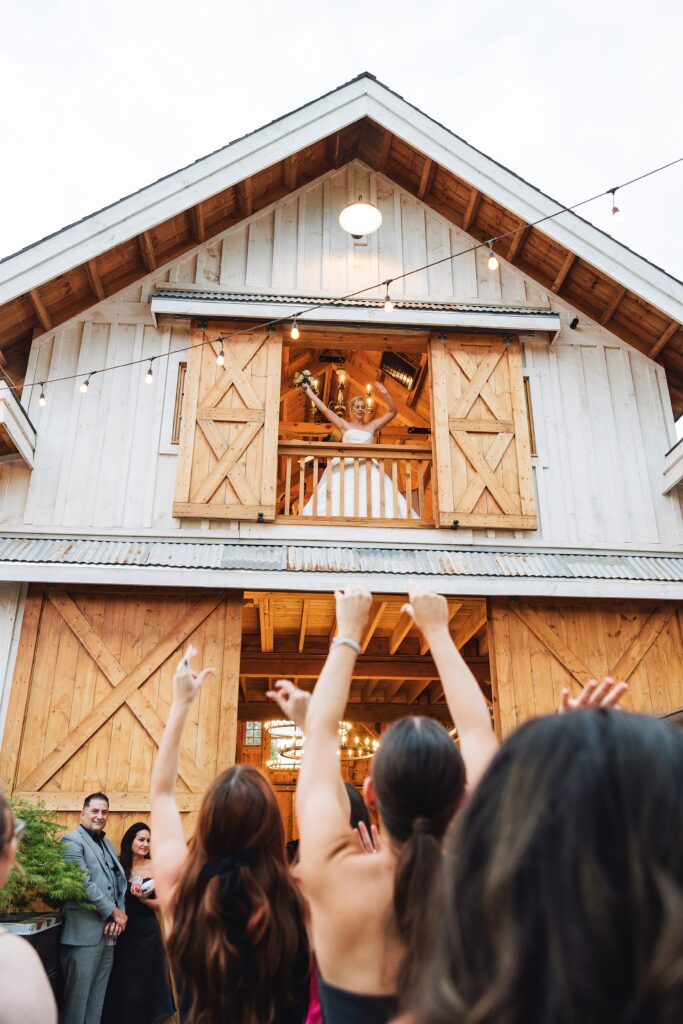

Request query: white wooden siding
[
  {"left": 0, "top": 582, "right": 25, "bottom": 748},
  {"left": 0, "top": 162, "right": 681, "bottom": 549}
]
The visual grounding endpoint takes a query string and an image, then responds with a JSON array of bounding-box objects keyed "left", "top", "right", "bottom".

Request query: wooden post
[{"left": 216, "top": 591, "right": 244, "bottom": 773}]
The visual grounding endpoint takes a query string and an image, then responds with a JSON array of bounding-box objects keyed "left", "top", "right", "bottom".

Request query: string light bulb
[
  {"left": 80, "top": 374, "right": 92, "bottom": 394},
  {"left": 487, "top": 243, "right": 499, "bottom": 271},
  {"left": 383, "top": 283, "right": 394, "bottom": 313},
  {"left": 38, "top": 383, "right": 46, "bottom": 406},
  {"left": 216, "top": 346, "right": 225, "bottom": 367},
  {"left": 609, "top": 188, "right": 623, "bottom": 222},
  {"left": 145, "top": 359, "right": 154, "bottom": 384},
  {"left": 290, "top": 319, "right": 300, "bottom": 340}
]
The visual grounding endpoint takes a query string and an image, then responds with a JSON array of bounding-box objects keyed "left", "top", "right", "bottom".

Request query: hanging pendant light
[{"left": 339, "top": 195, "right": 382, "bottom": 239}]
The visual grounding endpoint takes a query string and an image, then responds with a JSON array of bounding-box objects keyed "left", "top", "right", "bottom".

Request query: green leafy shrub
[{"left": 0, "top": 798, "right": 91, "bottom": 912}]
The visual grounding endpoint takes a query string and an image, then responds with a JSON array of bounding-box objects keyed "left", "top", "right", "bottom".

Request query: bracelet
[{"left": 330, "top": 636, "right": 362, "bottom": 654}]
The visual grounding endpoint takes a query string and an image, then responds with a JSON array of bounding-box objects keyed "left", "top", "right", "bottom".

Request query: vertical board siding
[
  {"left": 0, "top": 159, "right": 680, "bottom": 548},
  {"left": 490, "top": 598, "right": 683, "bottom": 736},
  {"left": 0, "top": 582, "right": 26, "bottom": 750}
]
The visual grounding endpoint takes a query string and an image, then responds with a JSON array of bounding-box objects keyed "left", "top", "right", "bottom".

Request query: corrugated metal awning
[{"left": 1, "top": 535, "right": 683, "bottom": 594}]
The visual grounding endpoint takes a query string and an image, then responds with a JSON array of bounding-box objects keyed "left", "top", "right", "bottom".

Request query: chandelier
[{"left": 265, "top": 720, "right": 379, "bottom": 769}]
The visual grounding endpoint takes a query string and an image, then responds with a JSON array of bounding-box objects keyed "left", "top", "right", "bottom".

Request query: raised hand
[
  {"left": 355, "top": 819, "right": 381, "bottom": 854},
  {"left": 172, "top": 645, "right": 215, "bottom": 706},
  {"left": 266, "top": 679, "right": 311, "bottom": 729},
  {"left": 558, "top": 677, "right": 628, "bottom": 714},
  {"left": 402, "top": 587, "right": 449, "bottom": 638},
  {"left": 375, "top": 381, "right": 388, "bottom": 395},
  {"left": 334, "top": 588, "right": 372, "bottom": 644}
]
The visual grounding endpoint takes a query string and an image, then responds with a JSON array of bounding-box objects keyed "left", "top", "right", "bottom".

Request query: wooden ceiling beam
[
  {"left": 405, "top": 352, "right": 429, "bottom": 409},
  {"left": 284, "top": 154, "right": 299, "bottom": 191},
  {"left": 416, "top": 157, "right": 435, "bottom": 200},
  {"left": 649, "top": 320, "right": 680, "bottom": 359},
  {"left": 377, "top": 128, "right": 393, "bottom": 173},
  {"left": 189, "top": 205, "right": 206, "bottom": 244},
  {"left": 236, "top": 179, "right": 253, "bottom": 217},
  {"left": 258, "top": 597, "right": 274, "bottom": 653},
  {"left": 550, "top": 253, "right": 576, "bottom": 293},
  {"left": 462, "top": 187, "right": 482, "bottom": 232},
  {"left": 389, "top": 611, "right": 413, "bottom": 655},
  {"left": 361, "top": 678, "right": 381, "bottom": 701},
  {"left": 239, "top": 701, "right": 452, "bottom": 723},
  {"left": 85, "top": 260, "right": 105, "bottom": 302},
  {"left": 240, "top": 653, "right": 439, "bottom": 679},
  {"left": 298, "top": 599, "right": 309, "bottom": 653},
  {"left": 599, "top": 285, "right": 627, "bottom": 326},
  {"left": 384, "top": 680, "right": 405, "bottom": 701},
  {"left": 327, "top": 131, "right": 342, "bottom": 169},
  {"left": 28, "top": 289, "right": 52, "bottom": 332},
  {"left": 139, "top": 231, "right": 157, "bottom": 272},
  {"left": 361, "top": 600, "right": 387, "bottom": 653},
  {"left": 506, "top": 223, "right": 530, "bottom": 263}
]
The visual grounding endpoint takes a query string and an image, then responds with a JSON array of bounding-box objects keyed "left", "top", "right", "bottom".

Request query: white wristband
[{"left": 330, "top": 637, "right": 361, "bottom": 654}]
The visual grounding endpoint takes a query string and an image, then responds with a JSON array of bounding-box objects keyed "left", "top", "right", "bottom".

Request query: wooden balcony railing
[{"left": 276, "top": 441, "right": 434, "bottom": 526}]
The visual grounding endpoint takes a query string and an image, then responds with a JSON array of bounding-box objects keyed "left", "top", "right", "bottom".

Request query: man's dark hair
[{"left": 83, "top": 791, "right": 109, "bottom": 810}]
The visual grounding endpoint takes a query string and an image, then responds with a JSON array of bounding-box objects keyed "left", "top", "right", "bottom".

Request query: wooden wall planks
[
  {"left": 0, "top": 161, "right": 680, "bottom": 548},
  {"left": 489, "top": 598, "right": 683, "bottom": 736}
]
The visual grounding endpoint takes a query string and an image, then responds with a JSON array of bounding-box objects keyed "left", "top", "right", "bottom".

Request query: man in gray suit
[{"left": 59, "top": 792, "right": 128, "bottom": 1024}]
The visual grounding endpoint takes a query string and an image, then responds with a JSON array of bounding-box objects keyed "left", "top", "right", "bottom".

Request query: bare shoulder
[{"left": 0, "top": 934, "right": 57, "bottom": 1024}]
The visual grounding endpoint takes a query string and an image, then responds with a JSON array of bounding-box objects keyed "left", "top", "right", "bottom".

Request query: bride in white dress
[{"left": 300, "top": 381, "right": 415, "bottom": 518}]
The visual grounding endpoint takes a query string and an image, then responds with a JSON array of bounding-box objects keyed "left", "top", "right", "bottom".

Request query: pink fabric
[{"left": 305, "top": 967, "right": 323, "bottom": 1024}]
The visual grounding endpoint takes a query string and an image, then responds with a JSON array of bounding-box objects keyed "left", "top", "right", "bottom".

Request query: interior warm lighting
[
  {"left": 291, "top": 320, "right": 300, "bottom": 340},
  {"left": 339, "top": 196, "right": 383, "bottom": 238},
  {"left": 216, "top": 346, "right": 225, "bottom": 366},
  {"left": 487, "top": 244, "right": 499, "bottom": 271}
]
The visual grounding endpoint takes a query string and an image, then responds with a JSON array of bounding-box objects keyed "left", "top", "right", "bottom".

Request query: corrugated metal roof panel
[
  {"left": 1, "top": 536, "right": 683, "bottom": 583},
  {"left": 153, "top": 289, "right": 552, "bottom": 317}
]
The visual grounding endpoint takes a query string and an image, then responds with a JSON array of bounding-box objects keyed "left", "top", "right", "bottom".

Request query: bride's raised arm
[
  {"left": 366, "top": 381, "right": 397, "bottom": 433},
  {"left": 302, "top": 383, "right": 349, "bottom": 433}
]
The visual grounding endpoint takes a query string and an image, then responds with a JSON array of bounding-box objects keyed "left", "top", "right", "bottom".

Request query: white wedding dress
[{"left": 301, "top": 428, "right": 416, "bottom": 519}]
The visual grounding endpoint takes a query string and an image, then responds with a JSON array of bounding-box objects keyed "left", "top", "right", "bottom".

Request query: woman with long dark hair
[
  {"left": 286, "top": 587, "right": 499, "bottom": 1023},
  {"left": 150, "top": 647, "right": 310, "bottom": 1024},
  {"left": 411, "top": 710, "right": 683, "bottom": 1024},
  {"left": 102, "top": 822, "right": 174, "bottom": 1024}
]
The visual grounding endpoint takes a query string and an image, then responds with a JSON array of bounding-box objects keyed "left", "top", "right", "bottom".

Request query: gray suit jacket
[{"left": 60, "top": 826, "right": 127, "bottom": 946}]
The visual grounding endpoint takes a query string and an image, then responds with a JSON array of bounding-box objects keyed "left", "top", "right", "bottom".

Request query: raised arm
[
  {"left": 366, "top": 381, "right": 397, "bottom": 433},
  {"left": 403, "top": 589, "right": 498, "bottom": 791},
  {"left": 296, "top": 589, "right": 372, "bottom": 888},
  {"left": 302, "top": 383, "right": 349, "bottom": 433},
  {"left": 151, "top": 645, "right": 214, "bottom": 914}
]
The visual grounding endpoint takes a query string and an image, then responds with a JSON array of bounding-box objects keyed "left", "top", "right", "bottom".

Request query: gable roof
[{"left": 2, "top": 72, "right": 683, "bottom": 411}]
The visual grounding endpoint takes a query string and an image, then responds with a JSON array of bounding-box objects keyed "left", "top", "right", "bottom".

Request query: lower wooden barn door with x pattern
[{"left": 0, "top": 585, "right": 242, "bottom": 845}]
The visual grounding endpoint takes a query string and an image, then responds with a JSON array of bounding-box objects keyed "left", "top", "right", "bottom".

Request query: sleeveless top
[
  {"left": 316, "top": 972, "right": 398, "bottom": 1024},
  {"left": 342, "top": 428, "right": 375, "bottom": 444}
]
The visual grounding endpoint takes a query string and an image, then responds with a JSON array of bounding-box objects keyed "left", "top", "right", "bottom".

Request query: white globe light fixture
[{"left": 339, "top": 195, "right": 382, "bottom": 239}]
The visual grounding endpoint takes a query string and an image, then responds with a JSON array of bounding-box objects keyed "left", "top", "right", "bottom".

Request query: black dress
[{"left": 102, "top": 880, "right": 175, "bottom": 1024}]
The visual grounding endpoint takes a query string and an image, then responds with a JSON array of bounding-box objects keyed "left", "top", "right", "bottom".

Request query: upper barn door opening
[
  {"left": 173, "top": 328, "right": 283, "bottom": 521},
  {"left": 429, "top": 334, "right": 538, "bottom": 530}
]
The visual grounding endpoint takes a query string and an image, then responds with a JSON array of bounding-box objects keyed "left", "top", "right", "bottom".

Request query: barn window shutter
[
  {"left": 173, "top": 329, "right": 282, "bottom": 521},
  {"left": 429, "top": 335, "right": 537, "bottom": 530}
]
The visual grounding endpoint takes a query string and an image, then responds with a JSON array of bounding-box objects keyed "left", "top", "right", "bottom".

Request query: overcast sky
[{"left": 1, "top": 0, "right": 682, "bottom": 282}]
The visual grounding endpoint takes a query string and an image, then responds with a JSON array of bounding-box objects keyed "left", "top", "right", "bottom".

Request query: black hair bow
[{"left": 198, "top": 852, "right": 257, "bottom": 946}]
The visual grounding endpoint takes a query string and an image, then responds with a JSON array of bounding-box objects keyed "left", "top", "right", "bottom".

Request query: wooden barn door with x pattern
[
  {"left": 173, "top": 328, "right": 283, "bottom": 521},
  {"left": 0, "top": 586, "right": 243, "bottom": 844},
  {"left": 429, "top": 335, "right": 537, "bottom": 530}
]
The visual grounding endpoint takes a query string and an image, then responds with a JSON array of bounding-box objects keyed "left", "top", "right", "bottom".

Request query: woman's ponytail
[{"left": 371, "top": 717, "right": 466, "bottom": 1008}]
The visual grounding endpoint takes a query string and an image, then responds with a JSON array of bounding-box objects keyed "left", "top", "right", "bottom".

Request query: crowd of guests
[{"left": 1, "top": 585, "right": 683, "bottom": 1024}]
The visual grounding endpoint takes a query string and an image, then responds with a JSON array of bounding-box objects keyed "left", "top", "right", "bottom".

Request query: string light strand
[{"left": 7, "top": 152, "right": 682, "bottom": 401}]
